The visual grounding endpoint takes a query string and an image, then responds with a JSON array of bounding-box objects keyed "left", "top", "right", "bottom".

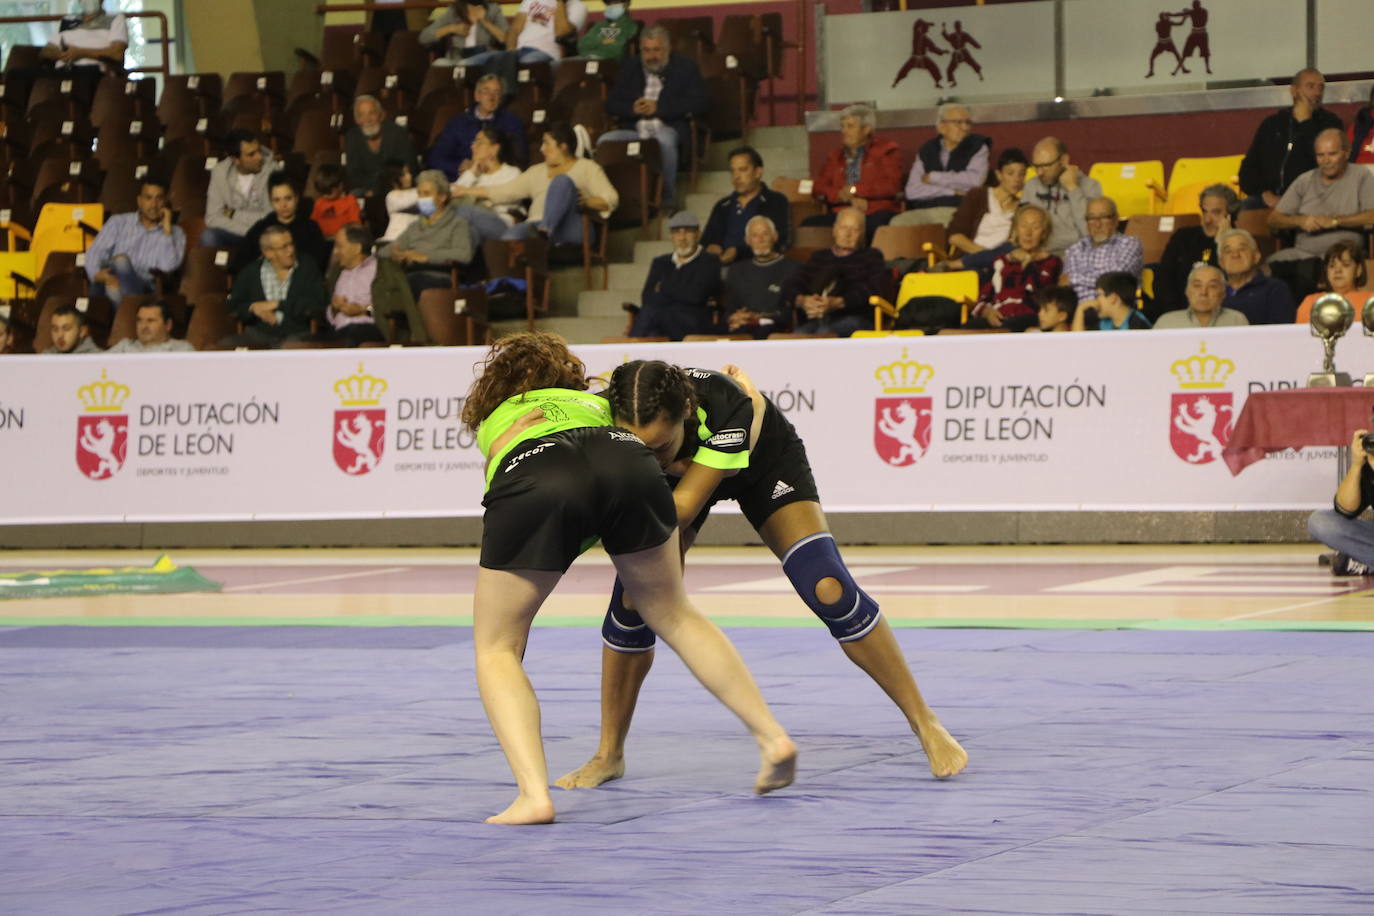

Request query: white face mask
[
  {"left": 604, "top": 3, "right": 626, "bottom": 20},
  {"left": 80, "top": 0, "right": 103, "bottom": 15}
]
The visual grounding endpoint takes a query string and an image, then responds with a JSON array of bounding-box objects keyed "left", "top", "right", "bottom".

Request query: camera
[{"left": 1361, "top": 434, "right": 1374, "bottom": 454}]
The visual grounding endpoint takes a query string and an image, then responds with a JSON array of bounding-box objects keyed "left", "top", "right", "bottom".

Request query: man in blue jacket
[
  {"left": 600, "top": 24, "right": 707, "bottom": 209},
  {"left": 427, "top": 74, "right": 530, "bottom": 178},
  {"left": 701, "top": 146, "right": 792, "bottom": 266}
]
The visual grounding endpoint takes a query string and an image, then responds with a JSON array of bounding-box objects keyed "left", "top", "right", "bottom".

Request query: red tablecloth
[{"left": 1223, "top": 388, "right": 1374, "bottom": 475}]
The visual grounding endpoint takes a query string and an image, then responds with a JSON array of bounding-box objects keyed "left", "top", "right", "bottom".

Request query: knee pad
[
  {"left": 600, "top": 577, "right": 657, "bottom": 653},
  {"left": 781, "top": 533, "right": 881, "bottom": 642}
]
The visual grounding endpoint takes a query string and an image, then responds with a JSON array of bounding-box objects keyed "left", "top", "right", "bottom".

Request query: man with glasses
[
  {"left": 1021, "top": 136, "right": 1100, "bottom": 256},
  {"left": 221, "top": 226, "right": 327, "bottom": 349},
  {"left": 891, "top": 104, "right": 989, "bottom": 228},
  {"left": 1062, "top": 197, "right": 1142, "bottom": 303}
]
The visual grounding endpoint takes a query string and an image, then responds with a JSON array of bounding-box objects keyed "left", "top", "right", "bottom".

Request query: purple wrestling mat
[{"left": 3, "top": 626, "right": 1373, "bottom": 915}]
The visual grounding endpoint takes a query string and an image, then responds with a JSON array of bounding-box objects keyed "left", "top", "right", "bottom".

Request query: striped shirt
[
  {"left": 84, "top": 213, "right": 186, "bottom": 284},
  {"left": 1063, "top": 232, "right": 1144, "bottom": 302}
]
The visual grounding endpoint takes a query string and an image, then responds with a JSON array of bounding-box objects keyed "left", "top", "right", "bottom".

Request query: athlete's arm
[
  {"left": 721, "top": 364, "right": 767, "bottom": 451},
  {"left": 670, "top": 460, "right": 730, "bottom": 528}
]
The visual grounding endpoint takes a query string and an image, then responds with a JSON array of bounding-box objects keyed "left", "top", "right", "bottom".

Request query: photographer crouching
[{"left": 1308, "top": 428, "right": 1374, "bottom": 576}]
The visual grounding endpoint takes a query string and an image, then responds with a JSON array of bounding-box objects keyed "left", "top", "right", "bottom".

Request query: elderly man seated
[
  {"left": 629, "top": 211, "right": 722, "bottom": 340},
  {"left": 890, "top": 104, "right": 989, "bottom": 228},
  {"left": 722, "top": 215, "right": 800, "bottom": 338},
  {"left": 803, "top": 104, "right": 903, "bottom": 242},
  {"left": 428, "top": 74, "right": 528, "bottom": 179},
  {"left": 222, "top": 226, "right": 328, "bottom": 349},
  {"left": 325, "top": 224, "right": 418, "bottom": 346},
  {"left": 1267, "top": 128, "right": 1374, "bottom": 300},
  {"left": 1061, "top": 197, "right": 1143, "bottom": 303},
  {"left": 1217, "top": 227, "right": 1295, "bottom": 325},
  {"left": 1154, "top": 263, "right": 1249, "bottom": 329},
  {"left": 107, "top": 300, "right": 195, "bottom": 352},
  {"left": 345, "top": 95, "right": 418, "bottom": 198},
  {"left": 783, "top": 207, "right": 887, "bottom": 337},
  {"left": 701, "top": 146, "right": 792, "bottom": 267}
]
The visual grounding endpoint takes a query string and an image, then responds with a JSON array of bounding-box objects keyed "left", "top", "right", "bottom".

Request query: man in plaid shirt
[{"left": 1061, "top": 197, "right": 1143, "bottom": 303}]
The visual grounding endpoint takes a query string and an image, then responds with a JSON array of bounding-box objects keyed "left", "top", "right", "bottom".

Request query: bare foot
[
  {"left": 485, "top": 794, "right": 556, "bottom": 825},
  {"left": 916, "top": 718, "right": 968, "bottom": 779},
  {"left": 554, "top": 755, "right": 625, "bottom": 789},
  {"left": 754, "top": 734, "right": 797, "bottom": 795}
]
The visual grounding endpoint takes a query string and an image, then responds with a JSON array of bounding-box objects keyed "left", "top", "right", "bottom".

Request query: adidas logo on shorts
[{"left": 771, "top": 480, "right": 794, "bottom": 499}]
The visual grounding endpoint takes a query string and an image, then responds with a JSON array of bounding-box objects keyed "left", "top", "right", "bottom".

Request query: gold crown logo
[
  {"left": 875, "top": 349, "right": 935, "bottom": 393},
  {"left": 1170, "top": 342, "right": 1235, "bottom": 390},
  {"left": 77, "top": 369, "right": 130, "bottom": 412},
  {"left": 334, "top": 362, "right": 388, "bottom": 406}
]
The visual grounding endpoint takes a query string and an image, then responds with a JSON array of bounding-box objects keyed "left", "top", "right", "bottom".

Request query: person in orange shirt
[
  {"left": 1295, "top": 241, "right": 1372, "bottom": 324},
  {"left": 311, "top": 164, "right": 363, "bottom": 239}
]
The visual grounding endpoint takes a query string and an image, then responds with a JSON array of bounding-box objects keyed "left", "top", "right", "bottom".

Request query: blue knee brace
[
  {"left": 781, "top": 533, "right": 882, "bottom": 642},
  {"left": 601, "top": 577, "right": 657, "bottom": 653}
]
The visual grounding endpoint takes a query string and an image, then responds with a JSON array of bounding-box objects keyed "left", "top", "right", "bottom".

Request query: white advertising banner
[
  {"left": 1061, "top": 0, "right": 1306, "bottom": 95},
  {"left": 824, "top": 3, "right": 1055, "bottom": 109},
  {"left": 0, "top": 326, "right": 1349, "bottom": 525}
]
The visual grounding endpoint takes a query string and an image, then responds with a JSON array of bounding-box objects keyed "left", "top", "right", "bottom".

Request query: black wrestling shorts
[
  {"left": 689, "top": 404, "right": 820, "bottom": 533},
  {"left": 481, "top": 427, "right": 677, "bottom": 572}
]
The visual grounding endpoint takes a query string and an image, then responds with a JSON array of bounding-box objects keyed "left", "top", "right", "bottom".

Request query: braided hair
[
  {"left": 461, "top": 332, "right": 589, "bottom": 431},
  {"left": 606, "top": 360, "right": 698, "bottom": 427}
]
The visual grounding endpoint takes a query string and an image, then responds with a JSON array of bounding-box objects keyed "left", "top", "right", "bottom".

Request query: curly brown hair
[
  {"left": 461, "top": 332, "right": 589, "bottom": 431},
  {"left": 606, "top": 360, "right": 698, "bottom": 426}
]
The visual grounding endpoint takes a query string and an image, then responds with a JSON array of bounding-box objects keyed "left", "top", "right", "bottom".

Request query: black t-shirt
[
  {"left": 672, "top": 369, "right": 755, "bottom": 471},
  {"left": 1335, "top": 461, "right": 1374, "bottom": 518}
]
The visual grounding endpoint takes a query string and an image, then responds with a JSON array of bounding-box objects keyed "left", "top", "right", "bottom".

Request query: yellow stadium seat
[
  {"left": 0, "top": 251, "right": 37, "bottom": 298},
  {"left": 870, "top": 270, "right": 980, "bottom": 331},
  {"left": 1089, "top": 160, "right": 1165, "bottom": 220},
  {"left": 31, "top": 203, "right": 104, "bottom": 276},
  {"left": 851, "top": 329, "right": 926, "bottom": 338},
  {"left": 1167, "top": 154, "right": 1243, "bottom": 198}
]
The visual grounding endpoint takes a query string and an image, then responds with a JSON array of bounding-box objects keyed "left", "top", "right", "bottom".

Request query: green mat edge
[{"left": 0, "top": 615, "right": 1370, "bottom": 632}]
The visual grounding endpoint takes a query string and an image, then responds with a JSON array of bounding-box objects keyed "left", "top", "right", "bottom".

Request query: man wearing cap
[{"left": 629, "top": 210, "right": 722, "bottom": 339}]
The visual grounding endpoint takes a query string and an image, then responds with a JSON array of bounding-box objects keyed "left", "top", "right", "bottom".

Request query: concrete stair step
[
  {"left": 693, "top": 170, "right": 733, "bottom": 195},
  {"left": 607, "top": 261, "right": 651, "bottom": 291},
  {"left": 578, "top": 288, "right": 636, "bottom": 319},
  {"left": 634, "top": 239, "right": 672, "bottom": 262},
  {"left": 531, "top": 315, "right": 628, "bottom": 344}
]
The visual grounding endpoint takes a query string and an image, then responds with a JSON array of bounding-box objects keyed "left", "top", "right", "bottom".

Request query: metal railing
[
  {"left": 0, "top": 11, "right": 173, "bottom": 84},
  {"left": 313, "top": 0, "right": 809, "bottom": 126}
]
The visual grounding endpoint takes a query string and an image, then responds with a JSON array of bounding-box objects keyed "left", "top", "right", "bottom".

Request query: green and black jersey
[{"left": 673, "top": 368, "right": 755, "bottom": 471}]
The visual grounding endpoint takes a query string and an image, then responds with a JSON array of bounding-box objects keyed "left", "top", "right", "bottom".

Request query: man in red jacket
[{"left": 802, "top": 104, "right": 903, "bottom": 243}]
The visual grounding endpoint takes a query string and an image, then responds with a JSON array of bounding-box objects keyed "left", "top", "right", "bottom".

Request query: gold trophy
[{"left": 1308, "top": 292, "right": 1354, "bottom": 387}]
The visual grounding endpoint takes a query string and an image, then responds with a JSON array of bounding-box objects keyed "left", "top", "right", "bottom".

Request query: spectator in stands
[
  {"left": 1021, "top": 137, "right": 1100, "bottom": 256},
  {"left": 1072, "top": 271, "right": 1150, "bottom": 331},
  {"left": 805, "top": 104, "right": 903, "bottom": 242},
  {"left": 345, "top": 95, "right": 418, "bottom": 198},
  {"left": 1062, "top": 197, "right": 1143, "bottom": 303},
  {"left": 629, "top": 211, "right": 721, "bottom": 339},
  {"left": 376, "top": 160, "right": 418, "bottom": 242},
  {"left": 452, "top": 125, "right": 525, "bottom": 244},
  {"left": 723, "top": 215, "right": 800, "bottom": 337},
  {"left": 1306, "top": 426, "right": 1374, "bottom": 577},
  {"left": 1154, "top": 184, "right": 1238, "bottom": 313},
  {"left": 577, "top": 0, "right": 638, "bottom": 60},
  {"left": 1034, "top": 286, "right": 1076, "bottom": 333},
  {"left": 428, "top": 74, "right": 528, "bottom": 180},
  {"left": 784, "top": 207, "right": 886, "bottom": 337},
  {"left": 311, "top": 165, "right": 362, "bottom": 240},
  {"left": 701, "top": 146, "right": 791, "bottom": 266},
  {"left": 602, "top": 25, "right": 707, "bottom": 209},
  {"left": 465, "top": 122, "right": 618, "bottom": 245},
  {"left": 1155, "top": 263, "right": 1248, "bottom": 329},
  {"left": 45, "top": 305, "right": 102, "bottom": 354},
  {"left": 39, "top": 0, "right": 126, "bottom": 99},
  {"left": 1295, "top": 241, "right": 1373, "bottom": 325},
  {"left": 202, "top": 129, "right": 275, "bottom": 250},
  {"left": 1239, "top": 68, "right": 1342, "bottom": 210},
  {"left": 232, "top": 174, "right": 328, "bottom": 275},
  {"left": 324, "top": 224, "right": 409, "bottom": 346},
  {"left": 1268, "top": 128, "right": 1374, "bottom": 300},
  {"left": 84, "top": 176, "right": 185, "bottom": 308},
  {"left": 965, "top": 204, "right": 1060, "bottom": 331},
  {"left": 107, "top": 300, "right": 195, "bottom": 352},
  {"left": 223, "top": 226, "right": 327, "bottom": 349},
  {"left": 463, "top": 0, "right": 587, "bottom": 86},
  {"left": 942, "top": 147, "right": 1027, "bottom": 272},
  {"left": 1349, "top": 85, "right": 1374, "bottom": 166},
  {"left": 1217, "top": 227, "right": 1295, "bottom": 324},
  {"left": 421, "top": 0, "right": 510, "bottom": 66},
  {"left": 385, "top": 169, "right": 476, "bottom": 297},
  {"left": 891, "top": 104, "right": 989, "bottom": 228}
]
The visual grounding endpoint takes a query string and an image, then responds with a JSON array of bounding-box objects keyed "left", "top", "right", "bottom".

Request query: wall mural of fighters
[
  {"left": 891, "top": 19, "right": 984, "bottom": 91},
  {"left": 1145, "top": 0, "right": 1212, "bottom": 79}
]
